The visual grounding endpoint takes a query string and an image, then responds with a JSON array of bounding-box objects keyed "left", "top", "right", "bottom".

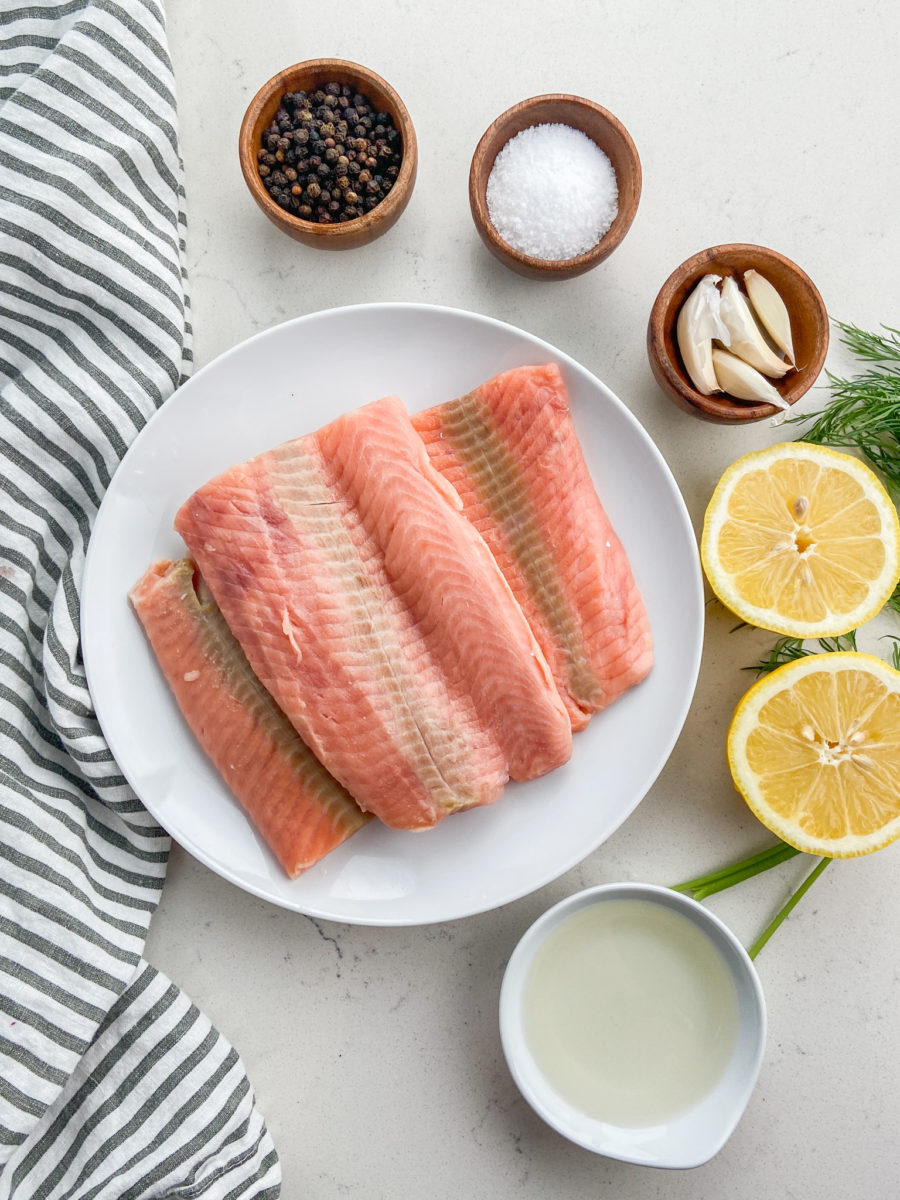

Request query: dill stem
[
  {"left": 672, "top": 842, "right": 800, "bottom": 900},
  {"left": 748, "top": 858, "right": 831, "bottom": 960}
]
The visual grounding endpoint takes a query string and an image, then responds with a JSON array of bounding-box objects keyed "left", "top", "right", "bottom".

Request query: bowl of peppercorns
[{"left": 239, "top": 58, "right": 417, "bottom": 249}]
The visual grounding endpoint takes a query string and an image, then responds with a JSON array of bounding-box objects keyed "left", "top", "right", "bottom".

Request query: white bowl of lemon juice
[{"left": 499, "top": 882, "right": 766, "bottom": 1168}]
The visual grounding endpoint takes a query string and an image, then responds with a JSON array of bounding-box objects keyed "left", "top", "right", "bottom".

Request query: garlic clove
[
  {"left": 744, "top": 269, "right": 796, "bottom": 365},
  {"left": 676, "top": 274, "right": 730, "bottom": 395},
  {"left": 718, "top": 275, "right": 791, "bottom": 378},
  {"left": 711, "top": 347, "right": 790, "bottom": 409}
]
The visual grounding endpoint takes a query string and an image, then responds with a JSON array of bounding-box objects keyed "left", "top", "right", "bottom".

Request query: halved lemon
[
  {"left": 701, "top": 442, "right": 900, "bottom": 637},
  {"left": 728, "top": 652, "right": 900, "bottom": 857}
]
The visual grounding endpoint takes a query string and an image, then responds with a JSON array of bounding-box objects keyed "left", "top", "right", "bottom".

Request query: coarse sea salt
[{"left": 486, "top": 123, "right": 619, "bottom": 261}]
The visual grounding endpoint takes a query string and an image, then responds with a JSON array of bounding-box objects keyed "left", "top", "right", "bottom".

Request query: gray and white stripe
[{"left": 0, "top": 2, "right": 280, "bottom": 1194}]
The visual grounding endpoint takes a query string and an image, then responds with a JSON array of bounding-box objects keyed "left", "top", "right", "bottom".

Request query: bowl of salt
[{"left": 469, "top": 94, "right": 641, "bottom": 280}]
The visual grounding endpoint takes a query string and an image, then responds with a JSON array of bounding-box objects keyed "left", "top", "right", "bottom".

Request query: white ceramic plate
[{"left": 82, "top": 303, "right": 703, "bottom": 926}]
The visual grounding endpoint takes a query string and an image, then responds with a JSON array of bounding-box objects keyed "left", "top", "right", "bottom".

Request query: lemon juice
[{"left": 521, "top": 899, "right": 740, "bottom": 1126}]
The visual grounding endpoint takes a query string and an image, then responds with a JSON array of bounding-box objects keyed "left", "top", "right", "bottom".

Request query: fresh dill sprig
[
  {"left": 832, "top": 323, "right": 900, "bottom": 365},
  {"left": 788, "top": 321, "right": 900, "bottom": 495},
  {"left": 882, "top": 635, "right": 900, "bottom": 670},
  {"left": 745, "top": 631, "right": 858, "bottom": 676},
  {"left": 884, "top": 579, "right": 900, "bottom": 617}
]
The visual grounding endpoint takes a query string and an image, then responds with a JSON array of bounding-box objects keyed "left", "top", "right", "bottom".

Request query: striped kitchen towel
[{"left": 0, "top": 2, "right": 280, "bottom": 1195}]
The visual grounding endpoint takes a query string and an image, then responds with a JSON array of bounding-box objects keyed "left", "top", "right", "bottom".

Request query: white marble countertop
[{"left": 150, "top": 2, "right": 900, "bottom": 1194}]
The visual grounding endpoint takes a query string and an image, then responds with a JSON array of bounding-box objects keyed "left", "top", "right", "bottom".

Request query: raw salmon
[
  {"left": 174, "top": 396, "right": 572, "bottom": 830},
  {"left": 129, "top": 558, "right": 370, "bottom": 877},
  {"left": 412, "top": 364, "right": 653, "bottom": 729}
]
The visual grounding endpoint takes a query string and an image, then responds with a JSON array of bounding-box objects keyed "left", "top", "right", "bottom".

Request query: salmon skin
[
  {"left": 412, "top": 364, "right": 653, "bottom": 730},
  {"left": 130, "top": 558, "right": 370, "bottom": 877},
  {"left": 174, "top": 396, "right": 572, "bottom": 831}
]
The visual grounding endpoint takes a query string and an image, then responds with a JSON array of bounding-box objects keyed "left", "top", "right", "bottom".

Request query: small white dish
[{"left": 499, "top": 882, "right": 766, "bottom": 1168}]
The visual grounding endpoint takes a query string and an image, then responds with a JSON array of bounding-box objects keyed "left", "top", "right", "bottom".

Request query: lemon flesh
[
  {"left": 728, "top": 652, "right": 900, "bottom": 857},
  {"left": 702, "top": 443, "right": 900, "bottom": 637}
]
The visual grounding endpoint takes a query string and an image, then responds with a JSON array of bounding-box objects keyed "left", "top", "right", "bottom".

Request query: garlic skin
[
  {"left": 676, "top": 274, "right": 731, "bottom": 395},
  {"left": 744, "top": 269, "right": 796, "bottom": 365},
  {"left": 711, "top": 347, "right": 790, "bottom": 410},
  {"left": 718, "top": 276, "right": 791, "bottom": 378}
]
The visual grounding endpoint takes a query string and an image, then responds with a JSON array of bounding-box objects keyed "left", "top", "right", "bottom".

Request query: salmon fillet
[
  {"left": 174, "top": 396, "right": 572, "bottom": 830},
  {"left": 412, "top": 364, "right": 653, "bottom": 729},
  {"left": 129, "top": 558, "right": 370, "bottom": 877}
]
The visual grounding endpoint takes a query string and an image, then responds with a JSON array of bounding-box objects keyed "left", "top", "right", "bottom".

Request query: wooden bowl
[
  {"left": 238, "top": 59, "right": 417, "bottom": 250},
  {"left": 647, "top": 244, "right": 829, "bottom": 424},
  {"left": 469, "top": 95, "right": 641, "bottom": 280}
]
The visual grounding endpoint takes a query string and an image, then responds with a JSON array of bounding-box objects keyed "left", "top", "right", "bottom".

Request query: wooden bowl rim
[
  {"left": 468, "top": 93, "right": 642, "bottom": 276},
  {"left": 238, "top": 57, "right": 418, "bottom": 243},
  {"left": 647, "top": 242, "right": 829, "bottom": 423}
]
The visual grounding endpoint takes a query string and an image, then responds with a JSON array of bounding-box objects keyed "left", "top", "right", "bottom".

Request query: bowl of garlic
[{"left": 647, "top": 244, "right": 829, "bottom": 424}]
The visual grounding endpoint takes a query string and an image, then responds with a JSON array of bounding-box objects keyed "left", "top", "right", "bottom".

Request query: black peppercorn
[{"left": 256, "top": 81, "right": 403, "bottom": 225}]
